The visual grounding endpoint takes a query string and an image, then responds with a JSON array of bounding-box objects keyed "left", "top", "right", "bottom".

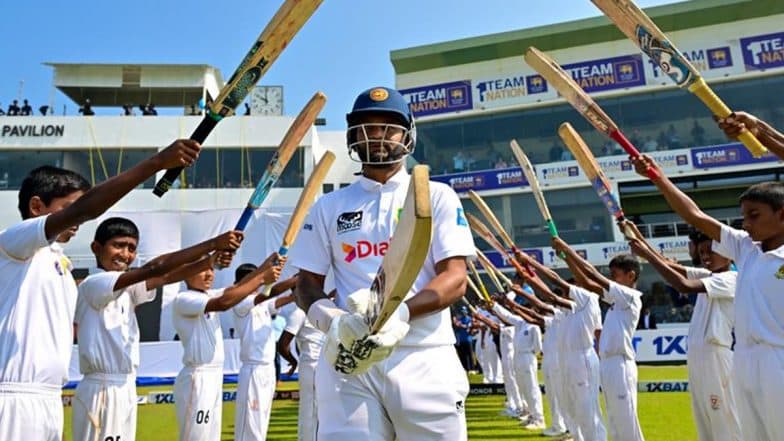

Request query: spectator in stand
[
  {"left": 122, "top": 105, "right": 135, "bottom": 116},
  {"left": 666, "top": 124, "right": 682, "bottom": 149},
  {"left": 7, "top": 100, "right": 20, "bottom": 116},
  {"left": 244, "top": 103, "right": 251, "bottom": 116},
  {"left": 691, "top": 120, "right": 706, "bottom": 146},
  {"left": 148, "top": 104, "right": 157, "bottom": 116},
  {"left": 657, "top": 130, "right": 668, "bottom": 150},
  {"left": 78, "top": 99, "right": 95, "bottom": 116},
  {"left": 39, "top": 105, "right": 49, "bottom": 116},
  {"left": 642, "top": 136, "right": 658, "bottom": 152},
  {"left": 494, "top": 155, "right": 509, "bottom": 169},
  {"left": 0, "top": 105, "right": 5, "bottom": 116},
  {"left": 630, "top": 129, "right": 642, "bottom": 148},
  {"left": 465, "top": 151, "right": 476, "bottom": 171},
  {"left": 19, "top": 100, "right": 32, "bottom": 116},
  {"left": 637, "top": 304, "right": 657, "bottom": 329},
  {"left": 549, "top": 141, "right": 563, "bottom": 162},
  {"left": 453, "top": 151, "right": 466, "bottom": 173}
]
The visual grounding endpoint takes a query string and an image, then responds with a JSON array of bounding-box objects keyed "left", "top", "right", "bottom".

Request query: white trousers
[
  {"left": 315, "top": 345, "right": 469, "bottom": 441},
  {"left": 0, "top": 383, "right": 63, "bottom": 441},
  {"left": 514, "top": 352, "right": 543, "bottom": 422},
  {"left": 733, "top": 344, "right": 784, "bottom": 441},
  {"left": 560, "top": 348, "right": 606, "bottom": 441},
  {"left": 235, "top": 363, "right": 276, "bottom": 441},
  {"left": 174, "top": 366, "right": 223, "bottom": 441},
  {"left": 500, "top": 332, "right": 523, "bottom": 410},
  {"left": 600, "top": 355, "right": 644, "bottom": 441},
  {"left": 688, "top": 344, "right": 741, "bottom": 441},
  {"left": 542, "top": 351, "right": 566, "bottom": 432},
  {"left": 72, "top": 374, "right": 137, "bottom": 441},
  {"left": 298, "top": 356, "right": 319, "bottom": 441}
]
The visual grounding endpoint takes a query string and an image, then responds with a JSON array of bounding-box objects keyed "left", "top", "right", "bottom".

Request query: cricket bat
[
  {"left": 474, "top": 249, "right": 506, "bottom": 293},
  {"left": 234, "top": 92, "right": 326, "bottom": 231},
  {"left": 590, "top": 0, "right": 767, "bottom": 157},
  {"left": 524, "top": 47, "right": 659, "bottom": 180},
  {"left": 467, "top": 259, "right": 493, "bottom": 303},
  {"left": 459, "top": 296, "right": 478, "bottom": 315},
  {"left": 368, "top": 165, "right": 432, "bottom": 334},
  {"left": 465, "top": 212, "right": 532, "bottom": 280},
  {"left": 465, "top": 276, "right": 487, "bottom": 305},
  {"left": 153, "top": 0, "right": 324, "bottom": 196},
  {"left": 509, "top": 139, "right": 560, "bottom": 237},
  {"left": 260, "top": 150, "right": 335, "bottom": 296},
  {"left": 558, "top": 122, "right": 636, "bottom": 239}
]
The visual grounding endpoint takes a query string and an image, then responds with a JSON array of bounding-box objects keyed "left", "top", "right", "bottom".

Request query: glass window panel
[{"left": 0, "top": 150, "right": 64, "bottom": 190}]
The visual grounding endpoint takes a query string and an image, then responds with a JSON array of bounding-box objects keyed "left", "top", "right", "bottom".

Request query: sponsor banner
[
  {"left": 145, "top": 389, "right": 299, "bottom": 405},
  {"left": 638, "top": 381, "right": 690, "bottom": 393},
  {"left": 537, "top": 162, "right": 581, "bottom": 186},
  {"left": 474, "top": 74, "right": 528, "bottom": 109},
  {"left": 740, "top": 31, "right": 784, "bottom": 71},
  {"left": 484, "top": 249, "right": 543, "bottom": 270},
  {"left": 691, "top": 142, "right": 781, "bottom": 169},
  {"left": 431, "top": 166, "right": 527, "bottom": 193},
  {"left": 633, "top": 328, "right": 689, "bottom": 362},
  {"left": 563, "top": 54, "right": 646, "bottom": 93},
  {"left": 515, "top": 237, "right": 692, "bottom": 269},
  {"left": 648, "top": 46, "right": 735, "bottom": 79},
  {"left": 400, "top": 80, "right": 472, "bottom": 117}
]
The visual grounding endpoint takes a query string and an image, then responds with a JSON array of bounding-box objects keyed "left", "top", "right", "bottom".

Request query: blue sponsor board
[
  {"left": 484, "top": 249, "right": 543, "bottom": 269},
  {"left": 475, "top": 75, "right": 526, "bottom": 103},
  {"left": 740, "top": 31, "right": 784, "bottom": 70},
  {"left": 401, "top": 81, "right": 473, "bottom": 117},
  {"left": 707, "top": 47, "right": 733, "bottom": 69},
  {"left": 691, "top": 143, "right": 780, "bottom": 169},
  {"left": 432, "top": 166, "right": 528, "bottom": 193},
  {"left": 562, "top": 54, "right": 646, "bottom": 93},
  {"left": 526, "top": 74, "right": 548, "bottom": 94}
]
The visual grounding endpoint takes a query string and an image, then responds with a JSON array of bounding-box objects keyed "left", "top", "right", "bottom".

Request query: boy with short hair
[
  {"left": 73, "top": 217, "right": 242, "bottom": 441},
  {"left": 0, "top": 139, "right": 200, "bottom": 440},
  {"left": 173, "top": 254, "right": 283, "bottom": 441}
]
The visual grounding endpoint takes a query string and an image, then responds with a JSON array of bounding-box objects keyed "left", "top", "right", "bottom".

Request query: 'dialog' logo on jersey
[
  {"left": 342, "top": 240, "right": 389, "bottom": 263},
  {"left": 775, "top": 264, "right": 784, "bottom": 280}
]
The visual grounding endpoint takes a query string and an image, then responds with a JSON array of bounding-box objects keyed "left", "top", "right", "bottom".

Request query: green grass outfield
[{"left": 63, "top": 365, "right": 696, "bottom": 440}]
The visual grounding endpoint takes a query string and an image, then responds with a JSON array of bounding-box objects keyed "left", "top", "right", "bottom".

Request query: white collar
[{"left": 358, "top": 167, "right": 409, "bottom": 192}]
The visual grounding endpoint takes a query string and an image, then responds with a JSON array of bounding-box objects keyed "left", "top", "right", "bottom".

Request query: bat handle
[
  {"left": 609, "top": 130, "right": 660, "bottom": 180},
  {"left": 152, "top": 115, "right": 220, "bottom": 197},
  {"left": 235, "top": 206, "right": 255, "bottom": 231},
  {"left": 261, "top": 246, "right": 289, "bottom": 297},
  {"left": 546, "top": 220, "right": 559, "bottom": 238},
  {"left": 687, "top": 78, "right": 768, "bottom": 158}
]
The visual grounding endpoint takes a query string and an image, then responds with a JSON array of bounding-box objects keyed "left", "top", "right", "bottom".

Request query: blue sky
[{"left": 0, "top": 0, "right": 678, "bottom": 129}]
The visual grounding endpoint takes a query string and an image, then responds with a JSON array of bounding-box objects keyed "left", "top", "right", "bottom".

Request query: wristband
[{"left": 307, "top": 298, "right": 344, "bottom": 333}]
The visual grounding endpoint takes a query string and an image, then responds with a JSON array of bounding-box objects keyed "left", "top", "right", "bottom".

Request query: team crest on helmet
[
  {"left": 369, "top": 88, "right": 389, "bottom": 102},
  {"left": 775, "top": 264, "right": 784, "bottom": 279}
]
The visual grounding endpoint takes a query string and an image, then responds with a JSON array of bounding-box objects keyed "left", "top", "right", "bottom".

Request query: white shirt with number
[
  {"left": 559, "top": 285, "right": 602, "bottom": 353},
  {"left": 173, "top": 288, "right": 225, "bottom": 368},
  {"left": 714, "top": 224, "right": 784, "bottom": 348},
  {"left": 75, "top": 270, "right": 155, "bottom": 374},
  {"left": 685, "top": 266, "right": 736, "bottom": 349},
  {"left": 281, "top": 304, "right": 324, "bottom": 362},
  {"left": 232, "top": 296, "right": 278, "bottom": 365},
  {"left": 0, "top": 216, "right": 76, "bottom": 387},
  {"left": 288, "top": 168, "right": 476, "bottom": 346},
  {"left": 599, "top": 281, "right": 642, "bottom": 359}
]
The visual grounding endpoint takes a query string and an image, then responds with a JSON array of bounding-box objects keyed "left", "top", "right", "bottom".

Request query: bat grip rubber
[
  {"left": 687, "top": 78, "right": 768, "bottom": 158},
  {"left": 261, "top": 246, "right": 290, "bottom": 297},
  {"left": 153, "top": 115, "right": 220, "bottom": 197},
  {"left": 609, "top": 130, "right": 660, "bottom": 180},
  {"left": 546, "top": 221, "right": 559, "bottom": 238},
  {"left": 235, "top": 207, "right": 255, "bottom": 231}
]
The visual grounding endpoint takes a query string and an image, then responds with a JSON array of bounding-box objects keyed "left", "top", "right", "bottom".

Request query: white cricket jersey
[
  {"left": 172, "top": 288, "right": 225, "bottom": 368},
  {"left": 232, "top": 296, "right": 278, "bottom": 365},
  {"left": 288, "top": 168, "right": 476, "bottom": 346},
  {"left": 559, "top": 285, "right": 602, "bottom": 352},
  {"left": 0, "top": 215, "right": 77, "bottom": 387},
  {"left": 542, "top": 308, "right": 565, "bottom": 357},
  {"left": 714, "top": 224, "right": 784, "bottom": 348},
  {"left": 685, "top": 266, "right": 736, "bottom": 349},
  {"left": 599, "top": 281, "right": 642, "bottom": 359},
  {"left": 281, "top": 305, "right": 324, "bottom": 361},
  {"left": 492, "top": 304, "right": 541, "bottom": 353},
  {"left": 75, "top": 270, "right": 155, "bottom": 374}
]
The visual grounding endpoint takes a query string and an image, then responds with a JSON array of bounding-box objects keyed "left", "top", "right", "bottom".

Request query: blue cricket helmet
[
  {"left": 346, "top": 87, "right": 413, "bottom": 128},
  {"left": 346, "top": 87, "right": 417, "bottom": 164}
]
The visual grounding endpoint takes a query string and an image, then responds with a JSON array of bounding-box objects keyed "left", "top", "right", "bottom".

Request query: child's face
[
  {"left": 741, "top": 200, "right": 784, "bottom": 242},
  {"left": 93, "top": 236, "right": 138, "bottom": 272},
  {"left": 609, "top": 266, "right": 636, "bottom": 287},
  {"left": 186, "top": 268, "right": 215, "bottom": 291},
  {"left": 697, "top": 241, "right": 731, "bottom": 273}
]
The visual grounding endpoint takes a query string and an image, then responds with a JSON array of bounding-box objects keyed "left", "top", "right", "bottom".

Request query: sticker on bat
[{"left": 635, "top": 26, "right": 693, "bottom": 86}]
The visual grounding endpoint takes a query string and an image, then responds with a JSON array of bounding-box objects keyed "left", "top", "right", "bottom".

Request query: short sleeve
[
  {"left": 685, "top": 266, "right": 712, "bottom": 280},
  {"left": 288, "top": 200, "right": 332, "bottom": 276},
  {"left": 703, "top": 271, "right": 737, "bottom": 300},
  {"left": 232, "top": 296, "right": 255, "bottom": 318},
  {"left": 605, "top": 281, "right": 642, "bottom": 310},
  {"left": 568, "top": 284, "right": 594, "bottom": 309},
  {"left": 0, "top": 216, "right": 49, "bottom": 261},
  {"left": 129, "top": 281, "right": 156, "bottom": 306},
  {"left": 263, "top": 298, "right": 278, "bottom": 316},
  {"left": 283, "top": 306, "right": 306, "bottom": 335},
  {"left": 174, "top": 291, "right": 209, "bottom": 317},
  {"left": 492, "top": 303, "right": 523, "bottom": 326},
  {"left": 429, "top": 183, "right": 476, "bottom": 263},
  {"left": 78, "top": 271, "right": 123, "bottom": 310},
  {"left": 715, "top": 224, "right": 749, "bottom": 262}
]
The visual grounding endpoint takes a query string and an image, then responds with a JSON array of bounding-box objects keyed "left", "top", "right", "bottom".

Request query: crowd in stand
[{"left": 0, "top": 99, "right": 51, "bottom": 116}]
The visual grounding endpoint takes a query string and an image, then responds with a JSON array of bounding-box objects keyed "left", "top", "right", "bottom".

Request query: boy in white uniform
[
  {"left": 73, "top": 217, "right": 241, "bottom": 441},
  {"left": 491, "top": 296, "right": 545, "bottom": 430},
  {"left": 553, "top": 238, "right": 645, "bottom": 441},
  {"left": 173, "top": 254, "right": 283, "bottom": 441},
  {"left": 541, "top": 306, "right": 568, "bottom": 438},
  {"left": 289, "top": 87, "right": 475, "bottom": 441},
  {"left": 0, "top": 140, "right": 201, "bottom": 440},
  {"left": 629, "top": 228, "right": 741, "bottom": 441},
  {"left": 473, "top": 307, "right": 503, "bottom": 384},
  {"left": 278, "top": 300, "right": 326, "bottom": 441},
  {"left": 232, "top": 265, "right": 298, "bottom": 441},
  {"left": 631, "top": 155, "right": 784, "bottom": 440},
  {"left": 497, "top": 311, "right": 526, "bottom": 418}
]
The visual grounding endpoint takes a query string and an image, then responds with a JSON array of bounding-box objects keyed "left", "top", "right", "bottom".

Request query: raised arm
[
  {"left": 205, "top": 253, "right": 283, "bottom": 313},
  {"left": 514, "top": 249, "right": 569, "bottom": 293},
  {"left": 628, "top": 239, "right": 706, "bottom": 294},
  {"left": 631, "top": 155, "right": 722, "bottom": 241},
  {"left": 716, "top": 112, "right": 784, "bottom": 160},
  {"left": 552, "top": 237, "right": 607, "bottom": 294},
  {"left": 254, "top": 272, "right": 296, "bottom": 305}
]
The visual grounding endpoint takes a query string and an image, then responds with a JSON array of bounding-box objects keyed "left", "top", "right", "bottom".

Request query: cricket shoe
[
  {"left": 524, "top": 419, "right": 546, "bottom": 430},
  {"left": 542, "top": 427, "right": 568, "bottom": 437}
]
